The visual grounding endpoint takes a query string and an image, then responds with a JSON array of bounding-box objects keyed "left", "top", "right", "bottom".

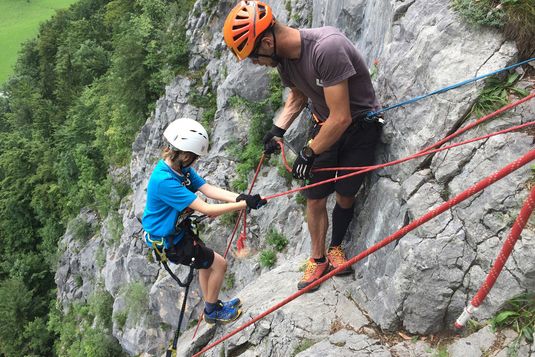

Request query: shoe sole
[
  {"left": 330, "top": 265, "right": 353, "bottom": 276},
  {"left": 297, "top": 265, "right": 331, "bottom": 292},
  {"left": 204, "top": 309, "right": 242, "bottom": 325}
]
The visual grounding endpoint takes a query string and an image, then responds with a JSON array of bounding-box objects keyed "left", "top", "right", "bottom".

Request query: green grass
[
  {"left": 266, "top": 228, "right": 288, "bottom": 252},
  {"left": 490, "top": 293, "right": 535, "bottom": 356},
  {"left": 0, "top": 0, "right": 78, "bottom": 84},
  {"left": 259, "top": 249, "right": 277, "bottom": 269}
]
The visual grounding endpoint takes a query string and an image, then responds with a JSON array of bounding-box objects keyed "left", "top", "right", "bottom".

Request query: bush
[
  {"left": 222, "top": 272, "right": 235, "bottom": 291},
  {"left": 70, "top": 217, "right": 95, "bottom": 242},
  {"left": 452, "top": 0, "right": 535, "bottom": 57},
  {"left": 219, "top": 211, "right": 239, "bottom": 228},
  {"left": 470, "top": 72, "right": 529, "bottom": 117},
  {"left": 114, "top": 311, "right": 128, "bottom": 331},
  {"left": 259, "top": 249, "right": 277, "bottom": 269},
  {"left": 123, "top": 282, "right": 149, "bottom": 323},
  {"left": 266, "top": 228, "right": 288, "bottom": 252},
  {"left": 228, "top": 71, "right": 283, "bottom": 191},
  {"left": 89, "top": 290, "right": 114, "bottom": 330}
]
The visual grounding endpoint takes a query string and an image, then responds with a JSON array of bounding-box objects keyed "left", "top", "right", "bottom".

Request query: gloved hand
[
  {"left": 262, "top": 125, "right": 286, "bottom": 155},
  {"left": 292, "top": 145, "right": 317, "bottom": 180},
  {"left": 236, "top": 193, "right": 267, "bottom": 210}
]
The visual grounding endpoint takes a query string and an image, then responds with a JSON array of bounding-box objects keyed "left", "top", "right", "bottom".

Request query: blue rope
[{"left": 368, "top": 57, "right": 535, "bottom": 118}]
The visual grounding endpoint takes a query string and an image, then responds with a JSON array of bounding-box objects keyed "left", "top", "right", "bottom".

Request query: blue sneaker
[
  {"left": 204, "top": 304, "right": 241, "bottom": 324},
  {"left": 218, "top": 297, "right": 241, "bottom": 309}
]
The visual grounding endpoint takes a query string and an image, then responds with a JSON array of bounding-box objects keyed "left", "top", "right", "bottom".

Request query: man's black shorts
[
  {"left": 304, "top": 120, "right": 381, "bottom": 200},
  {"left": 164, "top": 233, "right": 215, "bottom": 269}
]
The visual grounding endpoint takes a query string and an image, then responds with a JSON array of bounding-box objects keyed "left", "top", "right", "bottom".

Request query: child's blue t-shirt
[{"left": 142, "top": 160, "right": 206, "bottom": 248}]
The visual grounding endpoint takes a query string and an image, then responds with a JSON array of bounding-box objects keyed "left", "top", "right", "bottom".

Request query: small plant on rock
[
  {"left": 266, "top": 228, "right": 288, "bottom": 252},
  {"left": 259, "top": 249, "right": 277, "bottom": 269},
  {"left": 490, "top": 293, "right": 535, "bottom": 356}
]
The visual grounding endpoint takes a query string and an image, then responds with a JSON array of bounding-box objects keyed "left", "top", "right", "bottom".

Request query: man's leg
[
  {"left": 307, "top": 197, "right": 329, "bottom": 259},
  {"left": 297, "top": 197, "right": 331, "bottom": 291},
  {"left": 326, "top": 194, "right": 356, "bottom": 275},
  {"left": 331, "top": 194, "right": 355, "bottom": 247}
]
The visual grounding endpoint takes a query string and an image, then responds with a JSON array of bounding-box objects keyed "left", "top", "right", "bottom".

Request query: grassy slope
[{"left": 0, "top": 0, "right": 78, "bottom": 84}]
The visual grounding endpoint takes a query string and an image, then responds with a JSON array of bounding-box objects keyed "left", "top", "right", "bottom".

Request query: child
[{"left": 142, "top": 118, "right": 266, "bottom": 323}]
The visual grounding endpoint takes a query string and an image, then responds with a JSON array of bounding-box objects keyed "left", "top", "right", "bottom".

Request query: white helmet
[{"left": 163, "top": 118, "right": 209, "bottom": 156}]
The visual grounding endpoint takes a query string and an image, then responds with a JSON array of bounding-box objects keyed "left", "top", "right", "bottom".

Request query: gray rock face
[{"left": 54, "top": 0, "right": 535, "bottom": 355}]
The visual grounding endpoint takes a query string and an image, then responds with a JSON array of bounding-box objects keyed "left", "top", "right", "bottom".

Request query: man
[{"left": 223, "top": 1, "right": 381, "bottom": 291}]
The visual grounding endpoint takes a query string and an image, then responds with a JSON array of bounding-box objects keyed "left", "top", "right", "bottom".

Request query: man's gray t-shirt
[{"left": 277, "top": 26, "right": 379, "bottom": 121}]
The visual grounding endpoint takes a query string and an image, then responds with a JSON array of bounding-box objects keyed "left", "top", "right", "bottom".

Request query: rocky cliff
[{"left": 55, "top": 0, "right": 535, "bottom": 356}]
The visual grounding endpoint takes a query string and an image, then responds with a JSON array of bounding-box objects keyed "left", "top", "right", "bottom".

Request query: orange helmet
[{"left": 223, "top": 1, "right": 275, "bottom": 60}]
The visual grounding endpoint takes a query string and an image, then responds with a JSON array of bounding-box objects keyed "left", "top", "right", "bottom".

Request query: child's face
[{"left": 179, "top": 152, "right": 199, "bottom": 168}]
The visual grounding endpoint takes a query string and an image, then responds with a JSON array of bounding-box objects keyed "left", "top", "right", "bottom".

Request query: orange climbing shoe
[
  {"left": 297, "top": 258, "right": 329, "bottom": 292},
  {"left": 327, "top": 246, "right": 353, "bottom": 276}
]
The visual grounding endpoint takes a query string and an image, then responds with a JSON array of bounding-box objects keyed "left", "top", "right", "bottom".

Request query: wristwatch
[{"left": 301, "top": 145, "right": 316, "bottom": 159}]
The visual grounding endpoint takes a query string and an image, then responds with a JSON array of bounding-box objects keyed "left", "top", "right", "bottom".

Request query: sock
[
  {"left": 314, "top": 256, "right": 326, "bottom": 264},
  {"left": 330, "top": 203, "right": 355, "bottom": 248},
  {"left": 204, "top": 301, "right": 218, "bottom": 314}
]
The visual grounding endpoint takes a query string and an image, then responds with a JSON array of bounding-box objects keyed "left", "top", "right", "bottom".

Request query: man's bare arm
[
  {"left": 308, "top": 80, "right": 352, "bottom": 155},
  {"left": 274, "top": 87, "right": 308, "bottom": 130}
]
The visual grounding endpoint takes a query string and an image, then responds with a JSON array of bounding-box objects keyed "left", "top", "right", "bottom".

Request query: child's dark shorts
[{"left": 164, "top": 234, "right": 215, "bottom": 269}]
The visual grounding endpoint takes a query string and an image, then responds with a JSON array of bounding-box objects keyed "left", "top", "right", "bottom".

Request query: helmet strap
[{"left": 269, "top": 26, "right": 281, "bottom": 64}]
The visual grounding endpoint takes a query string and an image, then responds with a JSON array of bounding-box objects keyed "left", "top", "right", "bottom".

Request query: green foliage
[
  {"left": 123, "top": 281, "right": 149, "bottom": 323},
  {"left": 452, "top": 0, "right": 507, "bottom": 27},
  {"left": 452, "top": 0, "right": 535, "bottom": 56},
  {"left": 259, "top": 249, "right": 277, "bottom": 269},
  {"left": 219, "top": 211, "right": 239, "bottom": 228},
  {"left": 88, "top": 290, "right": 114, "bottom": 330},
  {"left": 277, "top": 157, "right": 293, "bottom": 186},
  {"left": 266, "top": 228, "right": 288, "bottom": 252},
  {"left": 432, "top": 346, "right": 449, "bottom": 357},
  {"left": 0, "top": 278, "right": 51, "bottom": 357},
  {"left": 291, "top": 339, "right": 316, "bottom": 356},
  {"left": 228, "top": 71, "right": 283, "bottom": 191},
  {"left": 107, "top": 210, "right": 124, "bottom": 245},
  {"left": 223, "top": 272, "right": 236, "bottom": 291},
  {"left": 471, "top": 72, "right": 529, "bottom": 117},
  {"left": 114, "top": 311, "right": 128, "bottom": 331},
  {"left": 189, "top": 89, "right": 217, "bottom": 133},
  {"left": 0, "top": 0, "right": 196, "bottom": 354},
  {"left": 295, "top": 192, "right": 307, "bottom": 206},
  {"left": 490, "top": 293, "right": 535, "bottom": 355},
  {"left": 48, "top": 297, "right": 125, "bottom": 357},
  {"left": 69, "top": 217, "right": 95, "bottom": 243}
]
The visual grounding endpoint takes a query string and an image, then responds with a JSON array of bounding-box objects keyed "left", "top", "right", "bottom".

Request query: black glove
[
  {"left": 262, "top": 125, "right": 286, "bottom": 155},
  {"left": 236, "top": 193, "right": 267, "bottom": 210},
  {"left": 292, "top": 145, "right": 317, "bottom": 180}
]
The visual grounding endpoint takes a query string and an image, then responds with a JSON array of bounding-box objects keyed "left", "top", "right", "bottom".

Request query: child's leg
[{"left": 198, "top": 252, "right": 227, "bottom": 303}]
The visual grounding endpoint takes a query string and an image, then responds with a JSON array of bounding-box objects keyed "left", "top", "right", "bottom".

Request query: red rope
[
  {"left": 237, "top": 154, "right": 266, "bottom": 252},
  {"left": 192, "top": 149, "right": 535, "bottom": 357},
  {"left": 455, "top": 184, "right": 535, "bottom": 328},
  {"left": 191, "top": 95, "right": 533, "bottom": 341},
  {"left": 193, "top": 155, "right": 266, "bottom": 339},
  {"left": 314, "top": 92, "right": 535, "bottom": 173},
  {"left": 266, "top": 121, "right": 535, "bottom": 201}
]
